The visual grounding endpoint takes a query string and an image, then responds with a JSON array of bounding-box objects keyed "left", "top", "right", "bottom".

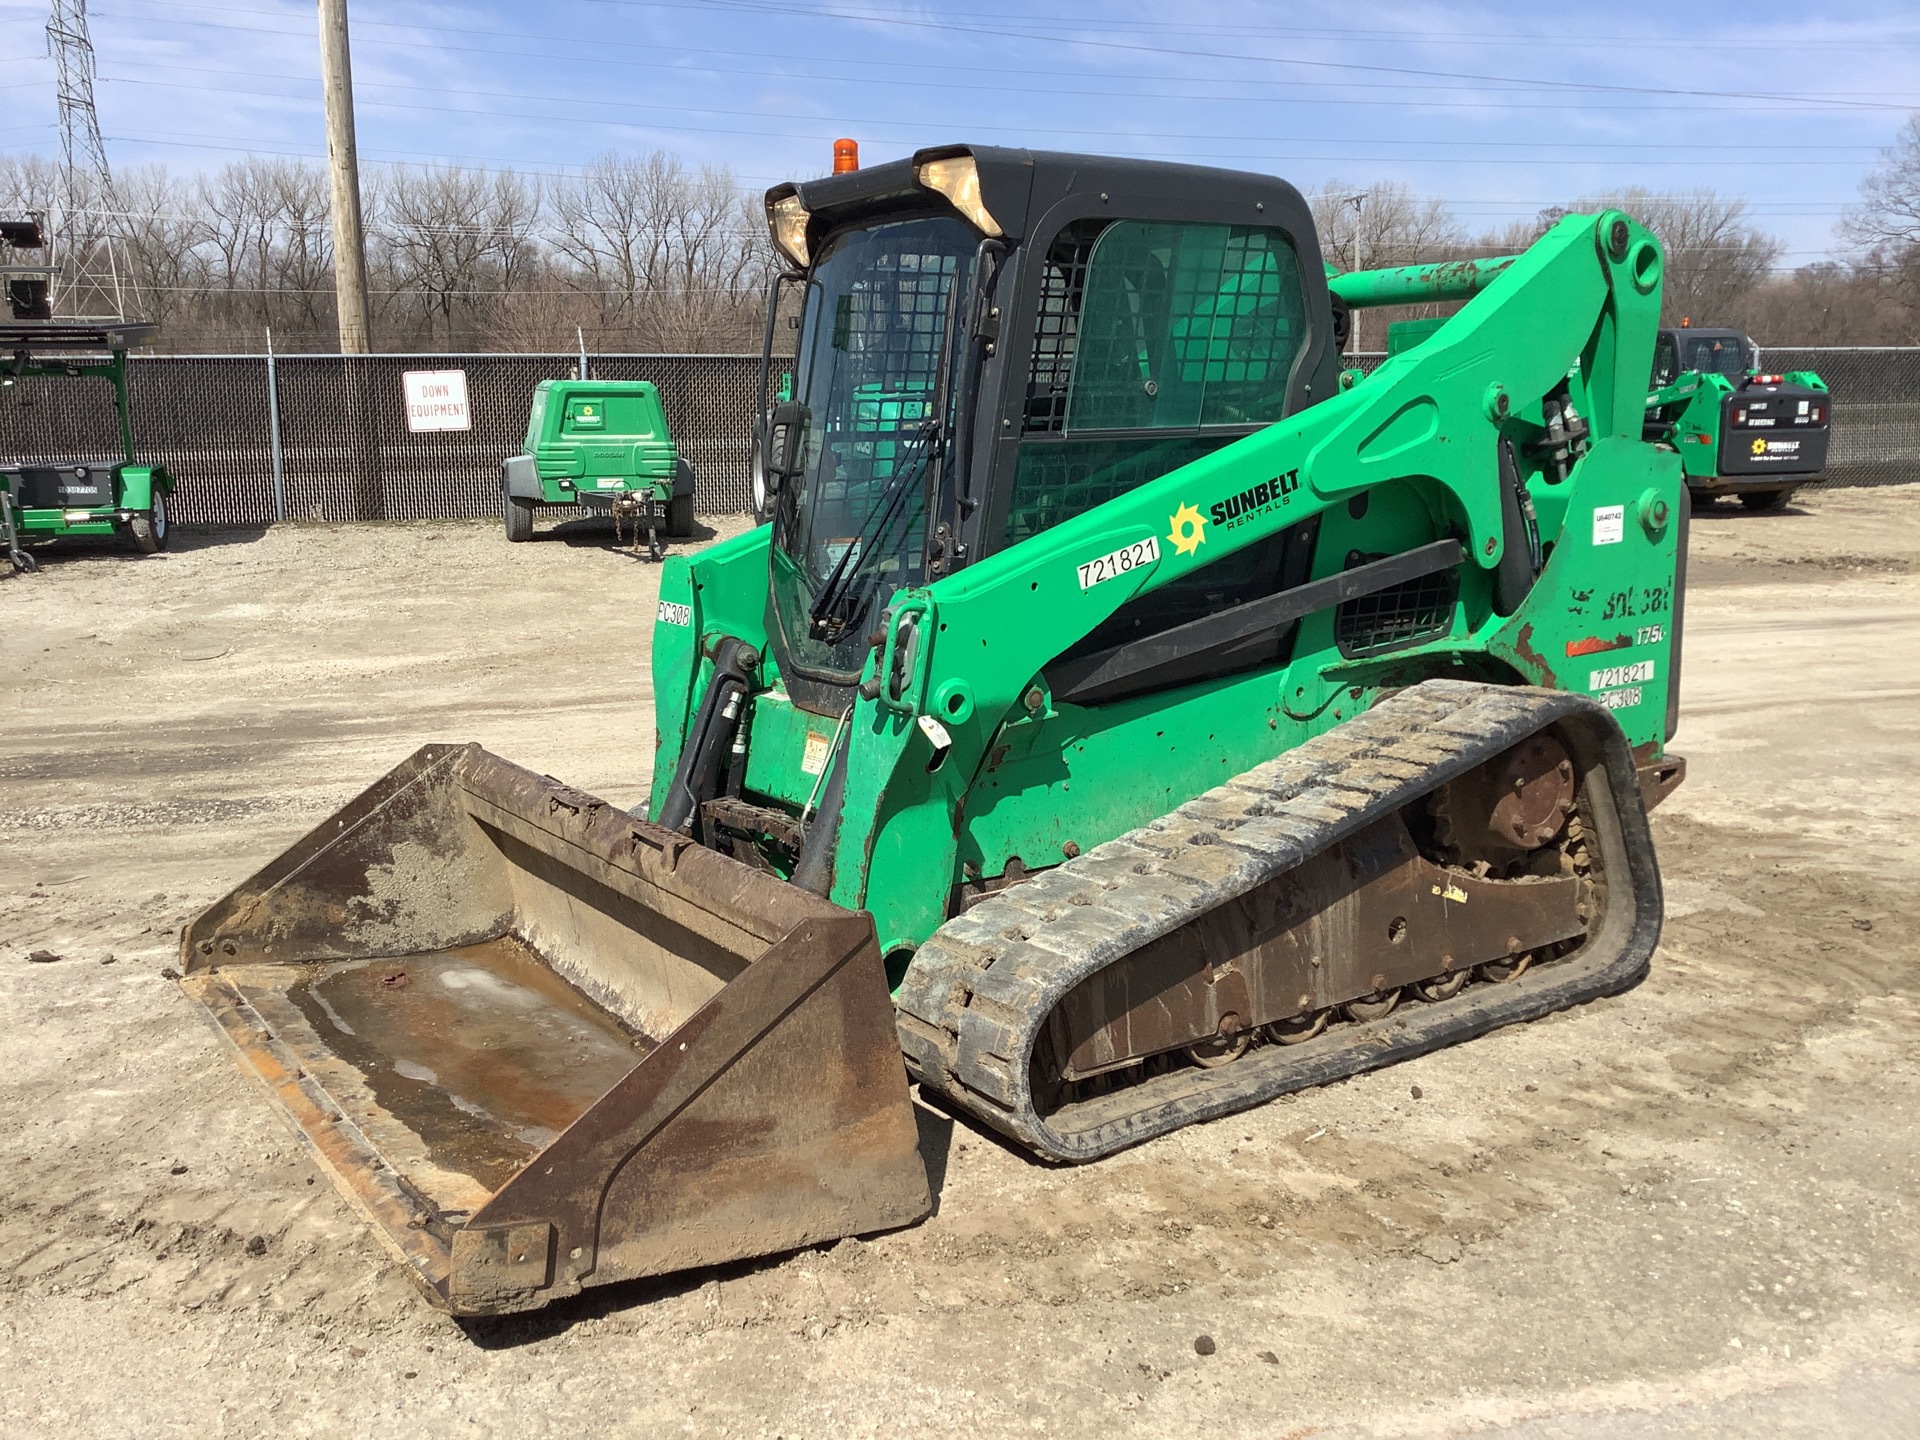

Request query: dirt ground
[{"left": 2, "top": 490, "right": 1917, "bottom": 1438}]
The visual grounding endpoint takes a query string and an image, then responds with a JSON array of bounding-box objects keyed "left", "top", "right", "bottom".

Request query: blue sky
[{"left": 3, "top": 0, "right": 1917, "bottom": 264}]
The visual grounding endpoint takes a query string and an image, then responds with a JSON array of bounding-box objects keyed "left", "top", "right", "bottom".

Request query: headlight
[
  {"left": 916, "top": 154, "right": 1002, "bottom": 238},
  {"left": 769, "top": 192, "right": 811, "bottom": 269}
]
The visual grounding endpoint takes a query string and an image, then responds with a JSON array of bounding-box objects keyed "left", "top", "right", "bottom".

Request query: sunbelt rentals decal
[
  {"left": 1076, "top": 471, "right": 1298, "bottom": 590},
  {"left": 1208, "top": 470, "right": 1299, "bottom": 535}
]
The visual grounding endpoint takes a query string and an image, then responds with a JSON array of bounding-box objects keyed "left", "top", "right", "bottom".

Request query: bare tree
[
  {"left": 372, "top": 164, "right": 542, "bottom": 349},
  {"left": 113, "top": 165, "right": 209, "bottom": 332},
  {"left": 1844, "top": 113, "right": 1920, "bottom": 253},
  {"left": 546, "top": 151, "right": 772, "bottom": 350},
  {"left": 1309, "top": 179, "right": 1462, "bottom": 275},
  {"left": 547, "top": 151, "right": 679, "bottom": 328},
  {"left": 1571, "top": 188, "right": 1782, "bottom": 326},
  {"left": 1841, "top": 114, "right": 1920, "bottom": 339},
  {"left": 200, "top": 158, "right": 283, "bottom": 335}
]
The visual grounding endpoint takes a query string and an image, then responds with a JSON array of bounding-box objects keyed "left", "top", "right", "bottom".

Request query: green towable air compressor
[
  {"left": 500, "top": 377, "right": 696, "bottom": 556},
  {"left": 183, "top": 145, "right": 1688, "bottom": 1318}
]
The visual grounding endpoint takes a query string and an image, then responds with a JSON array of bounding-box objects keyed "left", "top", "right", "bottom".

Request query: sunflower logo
[
  {"left": 1750, "top": 437, "right": 1767, "bottom": 456},
  {"left": 1168, "top": 502, "right": 1208, "bottom": 557}
]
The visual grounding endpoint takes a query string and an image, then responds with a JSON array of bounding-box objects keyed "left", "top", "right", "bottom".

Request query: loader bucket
[{"left": 180, "top": 744, "right": 931, "bottom": 1317}]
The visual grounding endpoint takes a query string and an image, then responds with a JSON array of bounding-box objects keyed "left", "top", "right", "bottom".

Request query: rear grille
[{"left": 1334, "top": 559, "right": 1458, "bottom": 658}]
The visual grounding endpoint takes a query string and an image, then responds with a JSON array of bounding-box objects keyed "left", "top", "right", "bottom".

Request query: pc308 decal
[{"left": 1590, "top": 657, "right": 1656, "bottom": 711}]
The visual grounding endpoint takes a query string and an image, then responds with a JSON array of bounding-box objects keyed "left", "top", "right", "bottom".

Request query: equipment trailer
[
  {"left": 181, "top": 145, "right": 1686, "bottom": 1316},
  {"left": 0, "top": 215, "right": 175, "bottom": 572},
  {"left": 0, "top": 319, "right": 175, "bottom": 572}
]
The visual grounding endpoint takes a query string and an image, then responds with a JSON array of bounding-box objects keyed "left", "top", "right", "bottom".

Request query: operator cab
[
  {"left": 755, "top": 144, "right": 1341, "bottom": 714},
  {"left": 1651, "top": 327, "right": 1754, "bottom": 387}
]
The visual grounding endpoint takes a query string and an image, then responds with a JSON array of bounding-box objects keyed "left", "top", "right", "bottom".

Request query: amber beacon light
[{"left": 833, "top": 137, "right": 860, "bottom": 173}]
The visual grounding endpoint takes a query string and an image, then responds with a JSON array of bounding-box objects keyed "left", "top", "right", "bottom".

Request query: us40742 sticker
[{"left": 1077, "top": 534, "right": 1160, "bottom": 590}]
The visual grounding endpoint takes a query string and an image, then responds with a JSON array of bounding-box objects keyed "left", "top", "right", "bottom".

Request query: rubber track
[{"left": 895, "top": 679, "right": 1663, "bottom": 1162}]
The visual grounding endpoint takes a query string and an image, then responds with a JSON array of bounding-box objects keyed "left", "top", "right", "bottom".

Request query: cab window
[
  {"left": 1683, "top": 336, "right": 1748, "bottom": 380},
  {"left": 1065, "top": 221, "right": 1307, "bottom": 431},
  {"left": 1652, "top": 334, "right": 1679, "bottom": 386},
  {"left": 1007, "top": 219, "right": 1308, "bottom": 545}
]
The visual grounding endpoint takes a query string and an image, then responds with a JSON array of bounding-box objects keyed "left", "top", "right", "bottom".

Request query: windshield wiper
[
  {"left": 805, "top": 257, "right": 968, "bottom": 644},
  {"left": 807, "top": 418, "right": 940, "bottom": 638}
]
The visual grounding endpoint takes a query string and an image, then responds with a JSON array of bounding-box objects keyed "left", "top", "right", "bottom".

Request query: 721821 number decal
[{"left": 1076, "top": 535, "right": 1160, "bottom": 591}]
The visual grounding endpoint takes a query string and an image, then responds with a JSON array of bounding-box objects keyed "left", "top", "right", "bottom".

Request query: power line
[
  {"left": 576, "top": 0, "right": 1920, "bottom": 111},
  {"left": 85, "top": 0, "right": 1920, "bottom": 51},
  {"left": 82, "top": 64, "right": 1902, "bottom": 154},
  {"left": 85, "top": 3, "right": 1920, "bottom": 116}
]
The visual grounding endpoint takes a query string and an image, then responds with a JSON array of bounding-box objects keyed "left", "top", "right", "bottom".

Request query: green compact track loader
[
  {"left": 183, "top": 145, "right": 1687, "bottom": 1317},
  {"left": 501, "top": 378, "right": 695, "bottom": 556},
  {"left": 1644, "top": 325, "right": 1829, "bottom": 511}
]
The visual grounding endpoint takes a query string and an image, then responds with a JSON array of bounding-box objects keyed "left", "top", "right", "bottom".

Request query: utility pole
[
  {"left": 318, "top": 0, "right": 371, "bottom": 353},
  {"left": 1340, "top": 190, "right": 1368, "bottom": 355}
]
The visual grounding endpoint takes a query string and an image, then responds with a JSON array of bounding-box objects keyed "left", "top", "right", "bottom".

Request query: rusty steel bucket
[{"left": 180, "top": 744, "right": 931, "bottom": 1316}]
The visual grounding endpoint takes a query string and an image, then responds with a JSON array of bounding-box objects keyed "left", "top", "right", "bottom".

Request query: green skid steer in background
[
  {"left": 1644, "top": 324, "right": 1830, "bottom": 512},
  {"left": 182, "top": 145, "right": 1687, "bottom": 1317}
]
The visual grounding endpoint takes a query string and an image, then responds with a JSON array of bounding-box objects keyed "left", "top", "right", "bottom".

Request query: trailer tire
[
  {"left": 1739, "top": 488, "right": 1794, "bottom": 513},
  {"left": 666, "top": 492, "right": 695, "bottom": 538},
  {"left": 128, "top": 491, "right": 168, "bottom": 554},
  {"left": 505, "top": 496, "right": 536, "bottom": 543}
]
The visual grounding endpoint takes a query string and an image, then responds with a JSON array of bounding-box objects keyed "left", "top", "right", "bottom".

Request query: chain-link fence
[
  {"left": 0, "top": 352, "right": 761, "bottom": 526},
  {"left": 1755, "top": 347, "right": 1919, "bottom": 489},
  {"left": 0, "top": 347, "right": 1912, "bottom": 527},
  {"left": 1350, "top": 345, "right": 1918, "bottom": 491}
]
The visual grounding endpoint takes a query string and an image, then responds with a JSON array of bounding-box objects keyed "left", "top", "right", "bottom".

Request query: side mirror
[{"left": 754, "top": 401, "right": 807, "bottom": 517}]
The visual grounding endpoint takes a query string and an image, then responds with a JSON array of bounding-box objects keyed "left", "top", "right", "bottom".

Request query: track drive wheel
[{"left": 1739, "top": 488, "right": 1793, "bottom": 513}]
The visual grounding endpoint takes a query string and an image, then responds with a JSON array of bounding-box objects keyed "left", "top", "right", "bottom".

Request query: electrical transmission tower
[{"left": 45, "top": 0, "right": 120, "bottom": 312}]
